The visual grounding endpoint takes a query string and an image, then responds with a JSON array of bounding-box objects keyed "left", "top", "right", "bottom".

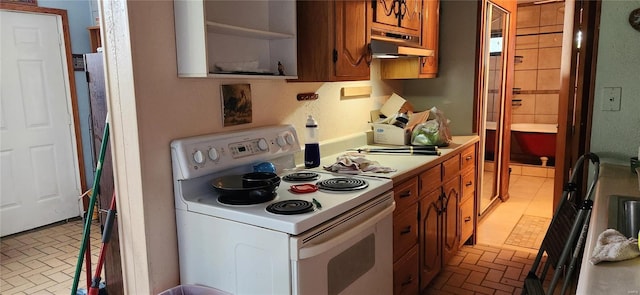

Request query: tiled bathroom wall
[{"left": 512, "top": 2, "right": 564, "bottom": 124}]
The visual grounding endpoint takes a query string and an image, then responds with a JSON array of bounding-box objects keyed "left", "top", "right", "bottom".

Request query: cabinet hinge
[{"left": 332, "top": 49, "right": 338, "bottom": 63}]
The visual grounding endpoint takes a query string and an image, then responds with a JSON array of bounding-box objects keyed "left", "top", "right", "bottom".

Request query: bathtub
[
  {"left": 484, "top": 122, "right": 557, "bottom": 165},
  {"left": 511, "top": 123, "right": 558, "bottom": 160}
]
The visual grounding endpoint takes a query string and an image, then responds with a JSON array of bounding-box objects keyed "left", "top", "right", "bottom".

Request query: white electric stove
[{"left": 171, "top": 125, "right": 395, "bottom": 295}]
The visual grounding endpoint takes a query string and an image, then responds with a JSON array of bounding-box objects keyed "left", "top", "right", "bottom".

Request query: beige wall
[
  {"left": 403, "top": 0, "right": 479, "bottom": 135},
  {"left": 591, "top": 0, "right": 640, "bottom": 163},
  {"left": 102, "top": 0, "right": 401, "bottom": 293}
]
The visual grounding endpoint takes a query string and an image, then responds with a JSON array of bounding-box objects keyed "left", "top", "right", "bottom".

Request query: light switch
[{"left": 601, "top": 87, "right": 622, "bottom": 111}]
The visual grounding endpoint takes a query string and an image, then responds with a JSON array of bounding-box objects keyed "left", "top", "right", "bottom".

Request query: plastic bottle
[{"left": 304, "top": 115, "right": 320, "bottom": 168}]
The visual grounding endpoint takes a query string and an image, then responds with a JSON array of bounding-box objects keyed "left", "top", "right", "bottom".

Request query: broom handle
[{"left": 71, "top": 114, "right": 110, "bottom": 295}]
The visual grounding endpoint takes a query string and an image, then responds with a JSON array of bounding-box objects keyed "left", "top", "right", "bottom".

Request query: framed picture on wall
[
  {"left": 1, "top": 0, "right": 37, "bottom": 6},
  {"left": 221, "top": 84, "right": 252, "bottom": 127}
]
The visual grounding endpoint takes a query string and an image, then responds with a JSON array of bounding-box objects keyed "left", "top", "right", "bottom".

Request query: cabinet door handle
[
  {"left": 439, "top": 191, "right": 447, "bottom": 213},
  {"left": 399, "top": 190, "right": 412, "bottom": 198},
  {"left": 466, "top": 181, "right": 473, "bottom": 187},
  {"left": 401, "top": 275, "right": 413, "bottom": 286},
  {"left": 400, "top": 226, "right": 412, "bottom": 235},
  {"left": 464, "top": 216, "right": 472, "bottom": 222}
]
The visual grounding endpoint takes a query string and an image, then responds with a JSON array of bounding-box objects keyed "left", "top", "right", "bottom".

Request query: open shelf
[{"left": 206, "top": 21, "right": 295, "bottom": 40}]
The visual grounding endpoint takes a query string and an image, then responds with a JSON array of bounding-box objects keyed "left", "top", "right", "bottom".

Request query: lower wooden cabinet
[
  {"left": 460, "top": 197, "right": 475, "bottom": 242},
  {"left": 394, "top": 203, "right": 419, "bottom": 260},
  {"left": 442, "top": 176, "right": 461, "bottom": 266},
  {"left": 392, "top": 143, "right": 478, "bottom": 294},
  {"left": 394, "top": 245, "right": 420, "bottom": 295},
  {"left": 419, "top": 189, "right": 441, "bottom": 290}
]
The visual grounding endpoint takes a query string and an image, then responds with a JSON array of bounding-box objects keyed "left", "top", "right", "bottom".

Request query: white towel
[
  {"left": 323, "top": 153, "right": 396, "bottom": 174},
  {"left": 590, "top": 229, "right": 640, "bottom": 264}
]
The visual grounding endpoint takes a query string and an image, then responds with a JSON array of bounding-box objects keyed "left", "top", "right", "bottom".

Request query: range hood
[{"left": 370, "top": 30, "right": 434, "bottom": 59}]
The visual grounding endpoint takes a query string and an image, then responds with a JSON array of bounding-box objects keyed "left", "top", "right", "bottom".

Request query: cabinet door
[
  {"left": 334, "top": 0, "right": 371, "bottom": 80},
  {"left": 419, "top": 189, "right": 441, "bottom": 290},
  {"left": 373, "top": 0, "right": 399, "bottom": 28},
  {"left": 373, "top": 0, "right": 421, "bottom": 34},
  {"left": 442, "top": 176, "right": 461, "bottom": 266},
  {"left": 419, "top": 0, "right": 439, "bottom": 77},
  {"left": 401, "top": 0, "right": 422, "bottom": 33}
]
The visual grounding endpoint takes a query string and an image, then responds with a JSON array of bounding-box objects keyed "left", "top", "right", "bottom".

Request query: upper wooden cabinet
[
  {"left": 372, "top": 0, "right": 422, "bottom": 38},
  {"left": 173, "top": 0, "right": 297, "bottom": 79},
  {"left": 379, "top": 0, "right": 440, "bottom": 79},
  {"left": 419, "top": 0, "right": 439, "bottom": 77},
  {"left": 294, "top": 0, "right": 371, "bottom": 82}
]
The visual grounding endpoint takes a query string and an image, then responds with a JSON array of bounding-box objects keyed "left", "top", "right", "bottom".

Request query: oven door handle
[{"left": 297, "top": 204, "right": 395, "bottom": 260}]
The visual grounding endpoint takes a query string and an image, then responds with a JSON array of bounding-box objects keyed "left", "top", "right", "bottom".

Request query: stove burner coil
[
  {"left": 316, "top": 178, "right": 369, "bottom": 191},
  {"left": 282, "top": 172, "right": 320, "bottom": 182},
  {"left": 266, "top": 200, "right": 315, "bottom": 215}
]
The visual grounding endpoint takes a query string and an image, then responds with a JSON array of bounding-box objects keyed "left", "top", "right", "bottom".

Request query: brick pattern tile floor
[
  {"left": 422, "top": 244, "right": 538, "bottom": 295},
  {"left": 0, "top": 219, "right": 102, "bottom": 295}
]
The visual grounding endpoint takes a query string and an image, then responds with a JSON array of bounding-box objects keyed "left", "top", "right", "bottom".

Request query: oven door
[{"left": 290, "top": 192, "right": 395, "bottom": 295}]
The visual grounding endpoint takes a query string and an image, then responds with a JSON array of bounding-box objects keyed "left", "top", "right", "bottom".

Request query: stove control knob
[
  {"left": 285, "top": 133, "right": 296, "bottom": 145},
  {"left": 208, "top": 148, "right": 219, "bottom": 161},
  {"left": 193, "top": 150, "right": 205, "bottom": 164},
  {"left": 276, "top": 136, "right": 286, "bottom": 147},
  {"left": 257, "top": 138, "right": 269, "bottom": 151}
]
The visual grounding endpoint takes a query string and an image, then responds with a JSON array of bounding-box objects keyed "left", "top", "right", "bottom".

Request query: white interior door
[{"left": 0, "top": 10, "right": 82, "bottom": 236}]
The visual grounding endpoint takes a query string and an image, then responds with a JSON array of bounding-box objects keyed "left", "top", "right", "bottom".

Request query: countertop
[
  {"left": 313, "top": 135, "right": 479, "bottom": 184},
  {"left": 576, "top": 163, "right": 640, "bottom": 294}
]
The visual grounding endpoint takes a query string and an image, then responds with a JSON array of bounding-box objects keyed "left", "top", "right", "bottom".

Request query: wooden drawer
[
  {"left": 442, "top": 154, "right": 460, "bottom": 181},
  {"left": 460, "top": 197, "right": 474, "bottom": 245},
  {"left": 393, "top": 177, "right": 419, "bottom": 215},
  {"left": 461, "top": 145, "right": 476, "bottom": 172},
  {"left": 418, "top": 165, "right": 441, "bottom": 196},
  {"left": 393, "top": 203, "right": 418, "bottom": 261},
  {"left": 393, "top": 244, "right": 419, "bottom": 295},
  {"left": 461, "top": 169, "right": 475, "bottom": 202}
]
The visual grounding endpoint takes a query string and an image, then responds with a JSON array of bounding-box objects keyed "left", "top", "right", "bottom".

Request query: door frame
[
  {"left": 554, "top": 0, "right": 601, "bottom": 209},
  {"left": 475, "top": 0, "right": 517, "bottom": 208},
  {"left": 0, "top": 3, "right": 87, "bottom": 207}
]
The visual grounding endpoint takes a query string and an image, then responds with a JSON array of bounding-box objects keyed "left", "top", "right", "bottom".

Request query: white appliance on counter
[{"left": 170, "top": 125, "right": 395, "bottom": 295}]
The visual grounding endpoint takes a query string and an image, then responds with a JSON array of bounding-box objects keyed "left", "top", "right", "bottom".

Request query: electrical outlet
[
  {"left": 297, "top": 93, "right": 318, "bottom": 101},
  {"left": 601, "top": 87, "right": 621, "bottom": 111}
]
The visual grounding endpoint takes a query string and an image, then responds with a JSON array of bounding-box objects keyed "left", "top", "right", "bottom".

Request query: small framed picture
[
  {"left": 1, "top": 0, "right": 38, "bottom": 6},
  {"left": 220, "top": 84, "right": 252, "bottom": 127}
]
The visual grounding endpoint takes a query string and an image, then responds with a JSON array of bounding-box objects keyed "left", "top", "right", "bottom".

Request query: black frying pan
[{"left": 210, "top": 172, "right": 281, "bottom": 205}]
